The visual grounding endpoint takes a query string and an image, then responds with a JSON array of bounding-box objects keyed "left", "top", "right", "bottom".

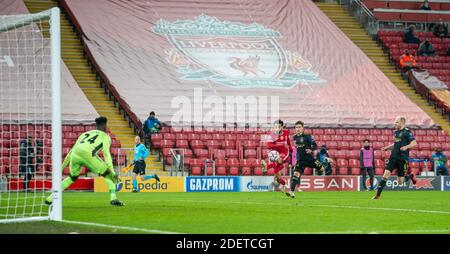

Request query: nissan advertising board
[{"left": 280, "top": 176, "right": 359, "bottom": 192}]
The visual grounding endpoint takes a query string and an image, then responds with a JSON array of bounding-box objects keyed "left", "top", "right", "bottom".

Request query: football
[{"left": 268, "top": 150, "right": 280, "bottom": 162}]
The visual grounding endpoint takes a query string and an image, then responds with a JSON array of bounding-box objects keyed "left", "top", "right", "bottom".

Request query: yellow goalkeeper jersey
[{"left": 71, "top": 129, "right": 113, "bottom": 170}]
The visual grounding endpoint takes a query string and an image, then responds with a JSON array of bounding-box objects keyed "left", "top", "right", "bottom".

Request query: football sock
[
  {"left": 404, "top": 174, "right": 411, "bottom": 182},
  {"left": 105, "top": 175, "right": 117, "bottom": 201},
  {"left": 142, "top": 174, "right": 156, "bottom": 181},
  {"left": 61, "top": 177, "right": 74, "bottom": 191},
  {"left": 376, "top": 178, "right": 387, "bottom": 196},
  {"left": 132, "top": 179, "right": 138, "bottom": 191},
  {"left": 290, "top": 176, "right": 299, "bottom": 192}
]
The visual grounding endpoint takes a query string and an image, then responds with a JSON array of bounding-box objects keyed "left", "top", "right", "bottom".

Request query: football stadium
[{"left": 1, "top": 0, "right": 450, "bottom": 237}]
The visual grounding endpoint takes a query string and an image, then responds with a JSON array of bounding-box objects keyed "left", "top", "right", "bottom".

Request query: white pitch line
[
  {"left": 176, "top": 199, "right": 450, "bottom": 215},
  {"left": 310, "top": 204, "right": 450, "bottom": 215},
  {"left": 61, "top": 220, "right": 184, "bottom": 234}
]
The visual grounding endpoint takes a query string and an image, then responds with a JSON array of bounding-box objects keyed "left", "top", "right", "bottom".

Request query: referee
[{"left": 132, "top": 136, "right": 149, "bottom": 192}]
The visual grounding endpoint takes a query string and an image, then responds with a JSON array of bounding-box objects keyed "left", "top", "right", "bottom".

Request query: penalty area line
[{"left": 61, "top": 220, "right": 184, "bottom": 234}]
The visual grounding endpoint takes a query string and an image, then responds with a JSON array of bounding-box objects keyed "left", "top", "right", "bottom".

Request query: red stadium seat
[
  {"left": 348, "top": 159, "right": 360, "bottom": 168},
  {"left": 338, "top": 167, "right": 348, "bottom": 175},
  {"left": 228, "top": 159, "right": 240, "bottom": 175},
  {"left": 330, "top": 135, "right": 343, "bottom": 141},
  {"left": 186, "top": 133, "right": 200, "bottom": 141},
  {"left": 190, "top": 159, "right": 203, "bottom": 175},
  {"left": 358, "top": 129, "right": 370, "bottom": 135},
  {"left": 335, "top": 150, "right": 348, "bottom": 159},
  {"left": 351, "top": 168, "right": 360, "bottom": 175},
  {"left": 244, "top": 149, "right": 257, "bottom": 159},
  {"left": 326, "top": 141, "right": 338, "bottom": 150},
  {"left": 190, "top": 140, "right": 204, "bottom": 149},
  {"left": 163, "top": 133, "right": 176, "bottom": 141},
  {"left": 161, "top": 127, "right": 171, "bottom": 134},
  {"left": 337, "top": 142, "right": 350, "bottom": 150},
  {"left": 193, "top": 149, "right": 209, "bottom": 158},
  {"left": 205, "top": 140, "right": 221, "bottom": 150},
  {"left": 372, "top": 142, "right": 384, "bottom": 150},
  {"left": 72, "top": 126, "right": 84, "bottom": 132},
  {"left": 183, "top": 149, "right": 193, "bottom": 158},
  {"left": 213, "top": 149, "right": 226, "bottom": 159},
  {"left": 175, "top": 140, "right": 189, "bottom": 149},
  {"left": 200, "top": 134, "right": 212, "bottom": 140},
  {"left": 240, "top": 159, "right": 252, "bottom": 176},
  {"left": 175, "top": 133, "right": 188, "bottom": 141},
  {"left": 312, "top": 129, "right": 324, "bottom": 135},
  {"left": 224, "top": 134, "right": 237, "bottom": 141},
  {"left": 324, "top": 129, "right": 336, "bottom": 135},
  {"left": 212, "top": 134, "right": 225, "bottom": 141},
  {"left": 151, "top": 133, "right": 163, "bottom": 142},
  {"left": 215, "top": 165, "right": 227, "bottom": 176},
  {"left": 375, "top": 168, "right": 384, "bottom": 175},
  {"left": 375, "top": 159, "right": 385, "bottom": 168},
  {"left": 336, "top": 159, "right": 348, "bottom": 168},
  {"left": 160, "top": 140, "right": 175, "bottom": 149},
  {"left": 252, "top": 160, "right": 263, "bottom": 175},
  {"left": 382, "top": 151, "right": 391, "bottom": 160},
  {"left": 225, "top": 149, "right": 239, "bottom": 159},
  {"left": 222, "top": 140, "right": 236, "bottom": 150},
  {"left": 347, "top": 150, "right": 359, "bottom": 159},
  {"left": 62, "top": 126, "right": 72, "bottom": 132}
]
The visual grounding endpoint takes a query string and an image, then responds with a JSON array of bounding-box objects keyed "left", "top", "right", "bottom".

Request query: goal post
[{"left": 0, "top": 7, "right": 61, "bottom": 223}]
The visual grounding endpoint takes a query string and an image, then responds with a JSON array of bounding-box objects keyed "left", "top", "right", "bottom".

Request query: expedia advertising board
[
  {"left": 240, "top": 176, "right": 274, "bottom": 192},
  {"left": 360, "top": 176, "right": 441, "bottom": 191},
  {"left": 185, "top": 176, "right": 239, "bottom": 192},
  {"left": 94, "top": 176, "right": 184, "bottom": 192},
  {"left": 443, "top": 176, "right": 450, "bottom": 191}
]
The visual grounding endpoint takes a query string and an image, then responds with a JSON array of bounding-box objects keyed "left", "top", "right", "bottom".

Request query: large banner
[
  {"left": 94, "top": 176, "right": 184, "bottom": 192},
  {"left": 362, "top": 176, "right": 441, "bottom": 191},
  {"left": 443, "top": 176, "right": 450, "bottom": 191},
  {"left": 185, "top": 176, "right": 239, "bottom": 192},
  {"left": 62, "top": 0, "right": 435, "bottom": 128},
  {"left": 281, "top": 176, "right": 359, "bottom": 192},
  {"left": 240, "top": 176, "right": 274, "bottom": 192}
]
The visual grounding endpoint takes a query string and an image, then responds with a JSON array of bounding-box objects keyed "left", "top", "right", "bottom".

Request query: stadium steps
[
  {"left": 23, "top": 0, "right": 167, "bottom": 175},
  {"left": 316, "top": 1, "right": 450, "bottom": 134}
]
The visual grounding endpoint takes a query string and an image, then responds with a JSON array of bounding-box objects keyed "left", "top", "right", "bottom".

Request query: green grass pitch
[{"left": 1, "top": 191, "right": 450, "bottom": 234}]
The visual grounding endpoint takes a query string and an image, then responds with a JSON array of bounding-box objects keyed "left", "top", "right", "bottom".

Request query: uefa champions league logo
[{"left": 152, "top": 14, "right": 326, "bottom": 89}]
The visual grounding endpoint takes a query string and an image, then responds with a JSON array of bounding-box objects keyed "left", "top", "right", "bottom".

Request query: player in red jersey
[{"left": 261, "top": 120, "right": 291, "bottom": 192}]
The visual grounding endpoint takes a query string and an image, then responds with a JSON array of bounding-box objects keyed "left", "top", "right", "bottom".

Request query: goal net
[{"left": 0, "top": 8, "right": 61, "bottom": 223}]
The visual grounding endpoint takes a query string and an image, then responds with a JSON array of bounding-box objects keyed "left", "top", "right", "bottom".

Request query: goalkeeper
[
  {"left": 45, "top": 117, "right": 124, "bottom": 206},
  {"left": 131, "top": 136, "right": 160, "bottom": 192}
]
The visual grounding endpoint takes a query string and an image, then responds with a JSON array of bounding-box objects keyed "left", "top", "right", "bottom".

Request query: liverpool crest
[{"left": 152, "top": 14, "right": 325, "bottom": 89}]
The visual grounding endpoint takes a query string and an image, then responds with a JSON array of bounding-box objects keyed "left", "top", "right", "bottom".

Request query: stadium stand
[
  {"left": 0, "top": 0, "right": 125, "bottom": 185},
  {"left": 1, "top": 0, "right": 448, "bottom": 179},
  {"left": 363, "top": 0, "right": 450, "bottom": 11},
  {"left": 155, "top": 126, "right": 450, "bottom": 176},
  {"left": 377, "top": 30, "right": 450, "bottom": 118},
  {"left": 0, "top": 124, "right": 124, "bottom": 179},
  {"left": 59, "top": 0, "right": 435, "bottom": 129},
  {"left": 52, "top": 0, "right": 448, "bottom": 176}
]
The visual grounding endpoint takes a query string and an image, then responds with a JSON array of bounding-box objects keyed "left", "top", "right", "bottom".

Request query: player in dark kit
[
  {"left": 373, "top": 116, "right": 417, "bottom": 199},
  {"left": 288, "top": 121, "right": 325, "bottom": 198}
]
